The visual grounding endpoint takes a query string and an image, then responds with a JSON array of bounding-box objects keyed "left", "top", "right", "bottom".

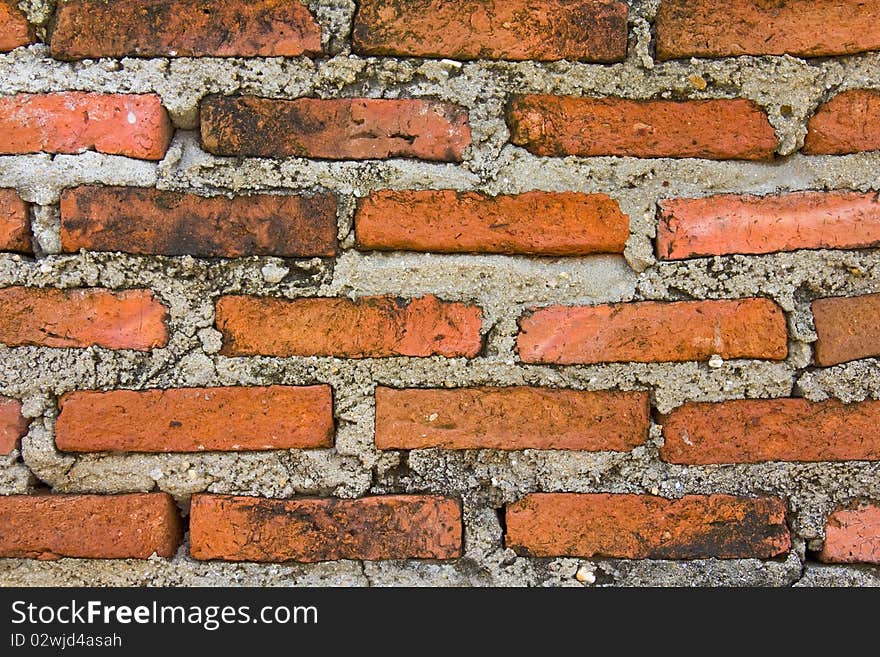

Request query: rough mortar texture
[{"left": 1, "top": 0, "right": 879, "bottom": 586}]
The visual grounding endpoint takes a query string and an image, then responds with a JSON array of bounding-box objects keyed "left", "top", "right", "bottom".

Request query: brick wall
[{"left": 1, "top": 0, "right": 879, "bottom": 587}]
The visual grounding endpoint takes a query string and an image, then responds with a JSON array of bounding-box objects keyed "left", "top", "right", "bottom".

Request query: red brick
[
  {"left": 375, "top": 387, "right": 650, "bottom": 451},
  {"left": 0, "top": 93, "right": 173, "bottom": 160},
  {"left": 0, "top": 287, "right": 168, "bottom": 350},
  {"left": 0, "top": 493, "right": 182, "bottom": 559},
  {"left": 657, "top": 192, "right": 880, "bottom": 260},
  {"left": 656, "top": 0, "right": 880, "bottom": 60},
  {"left": 507, "top": 95, "right": 778, "bottom": 160},
  {"left": 50, "top": 0, "right": 322, "bottom": 59},
  {"left": 0, "top": 189, "right": 30, "bottom": 253},
  {"left": 517, "top": 298, "right": 787, "bottom": 365},
  {"left": 352, "top": 0, "right": 628, "bottom": 62},
  {"left": 190, "top": 494, "right": 462, "bottom": 562},
  {"left": 56, "top": 385, "right": 333, "bottom": 453},
  {"left": 505, "top": 493, "right": 791, "bottom": 559},
  {"left": 0, "top": 0, "right": 32, "bottom": 52},
  {"left": 216, "top": 295, "right": 482, "bottom": 358},
  {"left": 355, "top": 190, "right": 629, "bottom": 256},
  {"left": 812, "top": 294, "right": 880, "bottom": 366},
  {"left": 819, "top": 503, "right": 880, "bottom": 565},
  {"left": 660, "top": 399, "right": 880, "bottom": 464},
  {"left": 60, "top": 186, "right": 338, "bottom": 258},
  {"left": 803, "top": 90, "right": 880, "bottom": 155},
  {"left": 200, "top": 96, "right": 471, "bottom": 162},
  {"left": 0, "top": 397, "right": 29, "bottom": 455}
]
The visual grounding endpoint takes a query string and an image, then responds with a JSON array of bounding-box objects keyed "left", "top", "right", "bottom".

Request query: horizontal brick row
[
  {"left": 0, "top": 89, "right": 876, "bottom": 162},
  {"left": 3, "top": 287, "right": 872, "bottom": 369},
  {"left": 35, "top": 384, "right": 880, "bottom": 460},
  {"left": 14, "top": 1, "right": 879, "bottom": 62},
  {"left": 33, "top": 186, "right": 880, "bottom": 260},
  {"left": 2, "top": 492, "right": 877, "bottom": 564}
]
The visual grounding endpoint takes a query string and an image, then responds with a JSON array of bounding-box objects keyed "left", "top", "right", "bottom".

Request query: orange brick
[
  {"left": 517, "top": 299, "right": 787, "bottom": 364},
  {"left": 804, "top": 90, "right": 880, "bottom": 155},
  {"left": 56, "top": 386, "right": 334, "bottom": 453},
  {"left": 374, "top": 387, "right": 650, "bottom": 451},
  {"left": 0, "top": 189, "right": 30, "bottom": 253},
  {"left": 660, "top": 399, "right": 880, "bottom": 464},
  {"left": 657, "top": 192, "right": 880, "bottom": 259},
  {"left": 0, "top": 93, "right": 173, "bottom": 160},
  {"left": 0, "top": 493, "right": 182, "bottom": 559},
  {"left": 50, "top": 0, "right": 322, "bottom": 59},
  {"left": 0, "top": 0, "right": 32, "bottom": 52},
  {"left": 0, "top": 287, "right": 168, "bottom": 350},
  {"left": 60, "top": 186, "right": 338, "bottom": 258},
  {"left": 507, "top": 95, "right": 778, "bottom": 160},
  {"left": 190, "top": 494, "right": 462, "bottom": 562},
  {"left": 0, "top": 397, "right": 29, "bottom": 455},
  {"left": 656, "top": 0, "right": 880, "bottom": 59},
  {"left": 813, "top": 294, "right": 880, "bottom": 366},
  {"left": 216, "top": 295, "right": 482, "bottom": 358},
  {"left": 819, "top": 503, "right": 880, "bottom": 565},
  {"left": 505, "top": 493, "right": 791, "bottom": 559},
  {"left": 352, "top": 0, "right": 628, "bottom": 62},
  {"left": 355, "top": 190, "right": 629, "bottom": 256},
  {"left": 200, "top": 96, "right": 471, "bottom": 162}
]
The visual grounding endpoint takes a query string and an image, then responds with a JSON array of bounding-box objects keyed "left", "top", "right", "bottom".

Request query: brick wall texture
[{"left": 1, "top": 0, "right": 879, "bottom": 587}]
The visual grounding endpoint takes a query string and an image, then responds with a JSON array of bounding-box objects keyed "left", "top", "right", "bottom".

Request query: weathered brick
[
  {"left": 0, "top": 0, "right": 33, "bottom": 52},
  {"left": 803, "top": 90, "right": 880, "bottom": 155},
  {"left": 0, "top": 493, "right": 182, "bottom": 559},
  {"left": 375, "top": 387, "right": 650, "bottom": 451},
  {"left": 812, "top": 294, "right": 880, "bottom": 366},
  {"left": 657, "top": 192, "right": 880, "bottom": 260},
  {"left": 0, "top": 189, "right": 30, "bottom": 253},
  {"left": 507, "top": 95, "right": 778, "bottom": 160},
  {"left": 0, "top": 93, "right": 173, "bottom": 160},
  {"left": 517, "top": 299, "right": 787, "bottom": 364},
  {"left": 60, "top": 186, "right": 338, "bottom": 258},
  {"left": 0, "top": 397, "right": 29, "bottom": 455},
  {"left": 655, "top": 0, "right": 880, "bottom": 59},
  {"left": 56, "top": 386, "right": 334, "bottom": 453},
  {"left": 190, "top": 494, "right": 462, "bottom": 562},
  {"left": 216, "top": 295, "right": 482, "bottom": 358},
  {"left": 352, "top": 0, "right": 628, "bottom": 62},
  {"left": 0, "top": 287, "right": 168, "bottom": 350},
  {"left": 200, "top": 96, "right": 471, "bottom": 161},
  {"left": 819, "top": 503, "right": 880, "bottom": 565},
  {"left": 355, "top": 190, "right": 629, "bottom": 256},
  {"left": 660, "top": 399, "right": 880, "bottom": 464},
  {"left": 505, "top": 493, "right": 791, "bottom": 559},
  {"left": 50, "top": 0, "right": 322, "bottom": 59}
]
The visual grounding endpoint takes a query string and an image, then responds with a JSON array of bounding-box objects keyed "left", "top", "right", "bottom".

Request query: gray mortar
[{"left": 1, "top": 0, "right": 880, "bottom": 586}]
